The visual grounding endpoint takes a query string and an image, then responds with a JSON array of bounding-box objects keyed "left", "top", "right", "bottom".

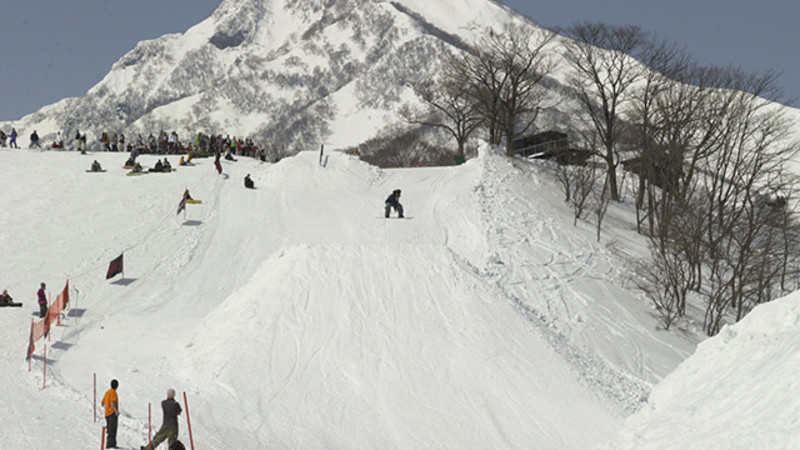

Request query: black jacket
[{"left": 385, "top": 192, "right": 400, "bottom": 206}]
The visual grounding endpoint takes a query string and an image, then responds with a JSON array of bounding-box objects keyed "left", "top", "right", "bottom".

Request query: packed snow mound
[
  {"left": 606, "top": 292, "right": 800, "bottom": 450},
  {"left": 180, "top": 243, "right": 618, "bottom": 448}
]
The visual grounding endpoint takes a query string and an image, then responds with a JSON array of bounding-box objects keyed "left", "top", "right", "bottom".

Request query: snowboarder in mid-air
[{"left": 385, "top": 189, "right": 404, "bottom": 218}]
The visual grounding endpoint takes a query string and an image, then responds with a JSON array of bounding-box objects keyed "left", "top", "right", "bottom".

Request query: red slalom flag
[
  {"left": 106, "top": 254, "right": 124, "bottom": 279},
  {"left": 26, "top": 321, "right": 36, "bottom": 361}
]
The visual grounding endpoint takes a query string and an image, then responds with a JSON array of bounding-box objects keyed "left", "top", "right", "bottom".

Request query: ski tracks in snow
[{"left": 472, "top": 153, "right": 651, "bottom": 414}]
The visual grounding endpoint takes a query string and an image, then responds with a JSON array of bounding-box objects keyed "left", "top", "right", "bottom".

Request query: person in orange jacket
[{"left": 102, "top": 379, "right": 120, "bottom": 448}]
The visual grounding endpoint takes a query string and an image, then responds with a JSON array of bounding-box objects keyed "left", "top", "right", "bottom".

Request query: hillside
[{"left": 0, "top": 147, "right": 697, "bottom": 449}]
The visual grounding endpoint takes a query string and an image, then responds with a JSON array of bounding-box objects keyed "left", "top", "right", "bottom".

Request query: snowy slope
[
  {"left": 606, "top": 291, "right": 800, "bottom": 450},
  {"left": 0, "top": 146, "right": 693, "bottom": 449}
]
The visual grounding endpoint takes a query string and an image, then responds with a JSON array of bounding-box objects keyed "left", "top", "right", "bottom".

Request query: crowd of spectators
[{"left": 1, "top": 126, "right": 270, "bottom": 162}]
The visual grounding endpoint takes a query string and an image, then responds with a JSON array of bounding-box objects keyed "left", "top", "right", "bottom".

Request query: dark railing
[{"left": 516, "top": 138, "right": 569, "bottom": 159}]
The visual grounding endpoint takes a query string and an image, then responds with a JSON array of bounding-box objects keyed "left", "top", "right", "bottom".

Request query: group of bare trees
[
  {"left": 405, "top": 24, "right": 557, "bottom": 160},
  {"left": 413, "top": 20, "right": 800, "bottom": 336},
  {"left": 631, "top": 65, "right": 800, "bottom": 335},
  {"left": 559, "top": 23, "right": 800, "bottom": 335}
]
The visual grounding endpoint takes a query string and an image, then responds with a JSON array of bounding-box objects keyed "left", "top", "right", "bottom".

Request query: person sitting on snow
[
  {"left": 244, "top": 174, "right": 254, "bottom": 189},
  {"left": 0, "top": 289, "right": 13, "bottom": 305},
  {"left": 91, "top": 160, "right": 102, "bottom": 172},
  {"left": 150, "top": 159, "right": 164, "bottom": 173},
  {"left": 163, "top": 158, "right": 172, "bottom": 172}
]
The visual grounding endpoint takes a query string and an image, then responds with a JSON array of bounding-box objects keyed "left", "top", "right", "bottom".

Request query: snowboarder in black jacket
[{"left": 385, "top": 189, "right": 404, "bottom": 218}]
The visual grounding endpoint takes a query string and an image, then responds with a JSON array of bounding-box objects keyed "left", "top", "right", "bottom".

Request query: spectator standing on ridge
[
  {"left": 384, "top": 189, "right": 404, "bottom": 218},
  {"left": 9, "top": 127, "right": 18, "bottom": 148},
  {"left": 30, "top": 130, "right": 41, "bottom": 149},
  {"left": 37, "top": 282, "right": 47, "bottom": 318},
  {"left": 102, "top": 379, "right": 120, "bottom": 449},
  {"left": 140, "top": 388, "right": 183, "bottom": 450}
]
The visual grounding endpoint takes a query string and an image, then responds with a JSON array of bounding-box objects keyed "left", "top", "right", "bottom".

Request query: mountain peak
[{"left": 3, "top": 0, "right": 522, "bottom": 156}]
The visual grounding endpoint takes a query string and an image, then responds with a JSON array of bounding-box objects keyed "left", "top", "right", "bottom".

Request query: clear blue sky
[
  {"left": 1, "top": 0, "right": 797, "bottom": 121},
  {"left": 505, "top": 0, "right": 799, "bottom": 106}
]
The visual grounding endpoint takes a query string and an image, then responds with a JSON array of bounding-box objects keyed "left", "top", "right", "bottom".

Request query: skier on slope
[{"left": 384, "top": 189, "right": 404, "bottom": 218}]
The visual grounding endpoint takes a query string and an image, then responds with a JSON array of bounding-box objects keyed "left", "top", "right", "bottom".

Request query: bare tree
[
  {"left": 403, "top": 65, "right": 483, "bottom": 161},
  {"left": 562, "top": 22, "right": 650, "bottom": 201},
  {"left": 450, "top": 24, "right": 556, "bottom": 156}
]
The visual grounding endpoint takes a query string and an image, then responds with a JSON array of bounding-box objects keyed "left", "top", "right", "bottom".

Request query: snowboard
[
  {"left": 185, "top": 199, "right": 202, "bottom": 204},
  {"left": 0, "top": 303, "right": 22, "bottom": 307},
  {"left": 85, "top": 169, "right": 107, "bottom": 173},
  {"left": 127, "top": 171, "right": 148, "bottom": 176}
]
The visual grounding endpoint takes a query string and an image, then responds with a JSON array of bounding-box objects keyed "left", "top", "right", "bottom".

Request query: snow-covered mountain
[
  {"left": 2, "top": 0, "right": 533, "bottom": 153},
  {"left": 2, "top": 0, "right": 800, "bottom": 448}
]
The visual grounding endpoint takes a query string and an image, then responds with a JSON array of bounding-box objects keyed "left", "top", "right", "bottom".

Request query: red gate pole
[
  {"left": 28, "top": 319, "right": 33, "bottom": 372},
  {"left": 183, "top": 392, "right": 195, "bottom": 450},
  {"left": 47, "top": 293, "right": 52, "bottom": 342},
  {"left": 101, "top": 426, "right": 106, "bottom": 450},
  {"left": 42, "top": 345, "right": 47, "bottom": 389}
]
